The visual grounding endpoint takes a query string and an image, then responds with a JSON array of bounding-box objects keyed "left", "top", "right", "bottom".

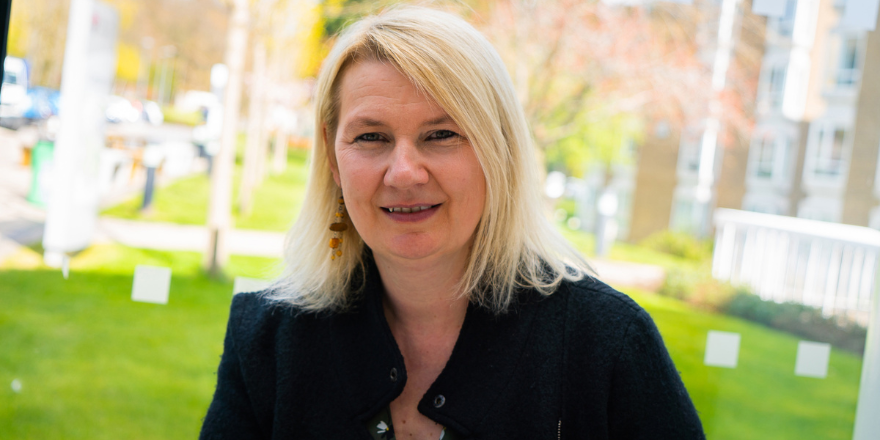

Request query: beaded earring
[{"left": 329, "top": 195, "right": 347, "bottom": 260}]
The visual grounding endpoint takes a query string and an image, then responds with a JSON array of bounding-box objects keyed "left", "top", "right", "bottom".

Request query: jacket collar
[{"left": 329, "top": 256, "right": 541, "bottom": 436}]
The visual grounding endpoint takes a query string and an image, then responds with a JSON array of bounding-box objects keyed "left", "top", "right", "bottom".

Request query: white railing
[
  {"left": 712, "top": 208, "right": 880, "bottom": 440},
  {"left": 712, "top": 208, "right": 879, "bottom": 325}
]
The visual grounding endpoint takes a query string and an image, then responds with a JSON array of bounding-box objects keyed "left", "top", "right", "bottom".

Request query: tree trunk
[
  {"left": 594, "top": 161, "right": 618, "bottom": 258},
  {"left": 254, "top": 93, "right": 270, "bottom": 183},
  {"left": 238, "top": 36, "right": 268, "bottom": 216},
  {"left": 204, "top": 0, "right": 249, "bottom": 277},
  {"left": 272, "top": 128, "right": 288, "bottom": 174}
]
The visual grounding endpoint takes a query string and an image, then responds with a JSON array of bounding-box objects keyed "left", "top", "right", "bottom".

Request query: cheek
[
  {"left": 336, "top": 153, "right": 381, "bottom": 224},
  {"left": 457, "top": 155, "right": 487, "bottom": 209},
  {"left": 335, "top": 150, "right": 370, "bottom": 190}
]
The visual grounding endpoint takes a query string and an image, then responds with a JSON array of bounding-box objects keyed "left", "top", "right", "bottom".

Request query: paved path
[
  {"left": 0, "top": 127, "right": 47, "bottom": 261},
  {"left": 589, "top": 259, "right": 666, "bottom": 292},
  {"left": 94, "top": 217, "right": 284, "bottom": 258},
  {"left": 5, "top": 212, "right": 666, "bottom": 290}
]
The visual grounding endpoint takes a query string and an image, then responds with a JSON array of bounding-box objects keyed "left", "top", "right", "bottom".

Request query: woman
[{"left": 200, "top": 6, "right": 705, "bottom": 440}]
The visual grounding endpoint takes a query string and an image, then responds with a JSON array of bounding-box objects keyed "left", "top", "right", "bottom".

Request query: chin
[
  {"left": 372, "top": 238, "right": 444, "bottom": 262},
  {"left": 383, "top": 245, "right": 441, "bottom": 261}
]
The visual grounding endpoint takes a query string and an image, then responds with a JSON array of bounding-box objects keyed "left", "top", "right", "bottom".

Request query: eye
[
  {"left": 355, "top": 132, "right": 384, "bottom": 143},
  {"left": 427, "top": 130, "right": 459, "bottom": 141}
]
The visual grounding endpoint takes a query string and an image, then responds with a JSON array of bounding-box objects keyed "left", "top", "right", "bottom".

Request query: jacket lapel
[
  {"left": 417, "top": 292, "right": 541, "bottom": 436},
  {"left": 330, "top": 257, "right": 542, "bottom": 437}
]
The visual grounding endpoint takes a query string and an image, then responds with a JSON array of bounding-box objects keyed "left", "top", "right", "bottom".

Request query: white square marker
[
  {"left": 704, "top": 330, "right": 741, "bottom": 368},
  {"left": 131, "top": 265, "right": 171, "bottom": 305},
  {"left": 233, "top": 277, "right": 271, "bottom": 295},
  {"left": 795, "top": 341, "right": 831, "bottom": 379}
]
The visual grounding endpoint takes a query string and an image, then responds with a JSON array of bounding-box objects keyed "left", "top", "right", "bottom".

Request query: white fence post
[{"left": 853, "top": 254, "right": 880, "bottom": 440}]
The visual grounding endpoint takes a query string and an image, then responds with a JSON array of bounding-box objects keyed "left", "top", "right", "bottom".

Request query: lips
[
  {"left": 383, "top": 205, "right": 436, "bottom": 213},
  {"left": 380, "top": 203, "right": 441, "bottom": 221}
]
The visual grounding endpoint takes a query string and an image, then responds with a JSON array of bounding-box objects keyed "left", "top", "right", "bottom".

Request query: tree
[
  {"left": 204, "top": 0, "right": 249, "bottom": 276},
  {"left": 472, "top": 0, "right": 762, "bottom": 252},
  {"left": 8, "top": 0, "right": 71, "bottom": 89},
  {"left": 238, "top": 0, "right": 273, "bottom": 216}
]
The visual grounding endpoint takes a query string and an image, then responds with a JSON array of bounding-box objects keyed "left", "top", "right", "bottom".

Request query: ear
[{"left": 324, "top": 124, "right": 341, "bottom": 187}]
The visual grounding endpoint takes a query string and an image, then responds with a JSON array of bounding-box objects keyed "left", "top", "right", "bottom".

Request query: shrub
[
  {"left": 721, "top": 291, "right": 867, "bottom": 355},
  {"left": 641, "top": 230, "right": 712, "bottom": 262},
  {"left": 658, "top": 267, "right": 738, "bottom": 310}
]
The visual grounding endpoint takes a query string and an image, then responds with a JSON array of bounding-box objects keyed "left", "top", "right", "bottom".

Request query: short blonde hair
[{"left": 272, "top": 5, "right": 590, "bottom": 313}]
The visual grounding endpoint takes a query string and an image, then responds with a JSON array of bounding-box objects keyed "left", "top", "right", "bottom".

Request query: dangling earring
[{"left": 329, "top": 194, "right": 347, "bottom": 260}]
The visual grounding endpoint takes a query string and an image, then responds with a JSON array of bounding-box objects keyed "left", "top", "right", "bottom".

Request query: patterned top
[{"left": 366, "top": 406, "right": 460, "bottom": 440}]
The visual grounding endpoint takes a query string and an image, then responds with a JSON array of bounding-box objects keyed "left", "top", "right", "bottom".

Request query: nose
[{"left": 384, "top": 140, "right": 429, "bottom": 188}]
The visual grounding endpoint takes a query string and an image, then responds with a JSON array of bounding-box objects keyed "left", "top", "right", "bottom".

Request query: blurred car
[
  {"left": 141, "top": 99, "right": 164, "bottom": 125},
  {"left": 1, "top": 56, "right": 30, "bottom": 129},
  {"left": 105, "top": 96, "right": 164, "bottom": 125},
  {"left": 105, "top": 95, "right": 141, "bottom": 123},
  {"left": 22, "top": 87, "right": 61, "bottom": 121}
]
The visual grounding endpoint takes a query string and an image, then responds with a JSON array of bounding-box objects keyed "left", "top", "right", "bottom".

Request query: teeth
[{"left": 386, "top": 205, "right": 433, "bottom": 213}]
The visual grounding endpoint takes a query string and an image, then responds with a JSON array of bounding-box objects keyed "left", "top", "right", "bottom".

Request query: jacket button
[
  {"left": 389, "top": 368, "right": 398, "bottom": 382},
  {"left": 433, "top": 395, "right": 446, "bottom": 408}
]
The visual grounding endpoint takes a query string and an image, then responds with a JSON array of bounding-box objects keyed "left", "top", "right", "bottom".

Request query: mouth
[
  {"left": 380, "top": 203, "right": 442, "bottom": 222},
  {"left": 381, "top": 204, "right": 440, "bottom": 213}
]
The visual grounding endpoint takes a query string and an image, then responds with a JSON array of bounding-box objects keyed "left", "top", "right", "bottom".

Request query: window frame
[
  {"left": 824, "top": 31, "right": 866, "bottom": 94},
  {"left": 803, "top": 119, "right": 853, "bottom": 189}
]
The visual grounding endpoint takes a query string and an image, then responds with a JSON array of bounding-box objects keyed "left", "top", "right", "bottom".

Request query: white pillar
[
  {"left": 43, "top": 0, "right": 118, "bottom": 266},
  {"left": 853, "top": 254, "right": 880, "bottom": 439}
]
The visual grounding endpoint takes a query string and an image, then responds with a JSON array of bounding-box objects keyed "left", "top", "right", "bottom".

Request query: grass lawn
[
  {"left": 558, "top": 225, "right": 706, "bottom": 272},
  {"left": 0, "top": 244, "right": 863, "bottom": 439},
  {"left": 628, "top": 289, "right": 862, "bottom": 440},
  {"left": 101, "top": 149, "right": 310, "bottom": 232},
  {"left": 0, "top": 245, "right": 277, "bottom": 440}
]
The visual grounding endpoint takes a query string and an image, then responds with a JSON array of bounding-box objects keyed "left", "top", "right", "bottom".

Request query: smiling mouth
[{"left": 382, "top": 204, "right": 440, "bottom": 213}]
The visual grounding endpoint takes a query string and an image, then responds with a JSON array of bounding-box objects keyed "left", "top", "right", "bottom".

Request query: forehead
[{"left": 336, "top": 60, "right": 447, "bottom": 123}]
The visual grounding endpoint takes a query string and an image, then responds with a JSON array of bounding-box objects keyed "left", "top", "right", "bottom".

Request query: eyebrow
[
  {"left": 422, "top": 115, "right": 454, "bottom": 127},
  {"left": 343, "top": 115, "right": 455, "bottom": 131},
  {"left": 344, "top": 117, "right": 385, "bottom": 130}
]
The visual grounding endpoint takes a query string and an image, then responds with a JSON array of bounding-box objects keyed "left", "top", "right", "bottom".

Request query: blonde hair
[{"left": 271, "top": 5, "right": 591, "bottom": 313}]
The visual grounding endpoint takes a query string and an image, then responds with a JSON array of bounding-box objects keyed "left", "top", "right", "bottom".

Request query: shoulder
[
  {"left": 539, "top": 275, "right": 664, "bottom": 371},
  {"left": 227, "top": 291, "right": 325, "bottom": 353},
  {"left": 229, "top": 291, "right": 292, "bottom": 332},
  {"left": 555, "top": 275, "right": 650, "bottom": 332}
]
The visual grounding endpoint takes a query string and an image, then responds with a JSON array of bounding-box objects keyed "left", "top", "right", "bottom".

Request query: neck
[{"left": 374, "top": 253, "right": 469, "bottom": 335}]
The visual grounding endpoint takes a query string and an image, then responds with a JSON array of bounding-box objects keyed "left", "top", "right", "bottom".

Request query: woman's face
[{"left": 329, "top": 60, "right": 487, "bottom": 269}]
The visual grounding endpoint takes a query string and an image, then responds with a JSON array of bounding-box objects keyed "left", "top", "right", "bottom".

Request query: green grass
[
  {"left": 558, "top": 225, "right": 705, "bottom": 271},
  {"left": 101, "top": 149, "right": 310, "bottom": 231},
  {"left": 0, "top": 244, "right": 863, "bottom": 439},
  {"left": 627, "top": 289, "right": 862, "bottom": 440},
  {"left": 0, "top": 245, "right": 279, "bottom": 440}
]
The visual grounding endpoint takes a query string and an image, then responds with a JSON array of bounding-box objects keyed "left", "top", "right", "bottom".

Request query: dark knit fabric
[{"left": 200, "top": 261, "right": 706, "bottom": 440}]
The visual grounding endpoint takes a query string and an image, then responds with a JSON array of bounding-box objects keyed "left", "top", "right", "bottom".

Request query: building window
[
  {"left": 754, "top": 133, "right": 776, "bottom": 178},
  {"left": 811, "top": 126, "right": 846, "bottom": 178},
  {"left": 827, "top": 34, "right": 863, "bottom": 90},
  {"left": 837, "top": 36, "right": 860, "bottom": 86},
  {"left": 678, "top": 126, "right": 702, "bottom": 174},
  {"left": 749, "top": 129, "right": 790, "bottom": 181},
  {"left": 671, "top": 196, "right": 708, "bottom": 236},
  {"left": 768, "top": 0, "right": 797, "bottom": 37},
  {"left": 767, "top": 65, "right": 787, "bottom": 110}
]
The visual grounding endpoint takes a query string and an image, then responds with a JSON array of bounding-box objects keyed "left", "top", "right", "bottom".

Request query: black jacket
[{"left": 200, "top": 262, "right": 705, "bottom": 439}]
